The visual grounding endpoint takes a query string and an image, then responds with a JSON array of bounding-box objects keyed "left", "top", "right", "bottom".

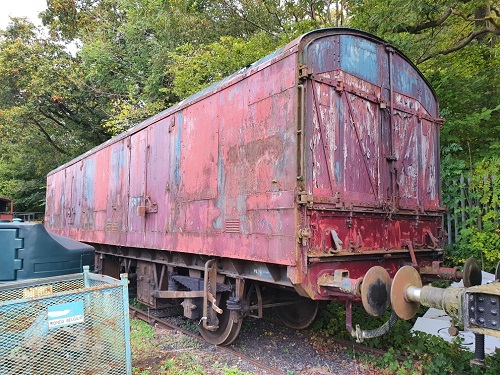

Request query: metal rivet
[
  {"left": 478, "top": 318, "right": 485, "bottom": 324},
  {"left": 491, "top": 299, "right": 497, "bottom": 305},
  {"left": 478, "top": 307, "right": 485, "bottom": 313},
  {"left": 492, "top": 321, "right": 497, "bottom": 326},
  {"left": 491, "top": 309, "right": 497, "bottom": 316},
  {"left": 470, "top": 318, "right": 476, "bottom": 324}
]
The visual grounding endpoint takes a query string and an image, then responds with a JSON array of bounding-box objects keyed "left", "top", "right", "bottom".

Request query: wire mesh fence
[{"left": 0, "top": 267, "right": 131, "bottom": 375}]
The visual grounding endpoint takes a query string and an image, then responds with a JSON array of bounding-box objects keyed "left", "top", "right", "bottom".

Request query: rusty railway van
[{"left": 46, "top": 28, "right": 490, "bottom": 345}]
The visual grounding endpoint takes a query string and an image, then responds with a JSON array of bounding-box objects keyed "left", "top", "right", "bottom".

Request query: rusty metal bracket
[
  {"left": 310, "top": 74, "right": 380, "bottom": 104},
  {"left": 330, "top": 230, "right": 343, "bottom": 252},
  {"left": 298, "top": 64, "right": 312, "bottom": 79},
  {"left": 298, "top": 227, "right": 312, "bottom": 246},
  {"left": 298, "top": 191, "right": 313, "bottom": 206},
  {"left": 317, "top": 270, "right": 362, "bottom": 297},
  {"left": 419, "top": 261, "right": 462, "bottom": 282},
  {"left": 406, "top": 240, "right": 418, "bottom": 266},
  {"left": 424, "top": 229, "right": 440, "bottom": 249},
  {"left": 202, "top": 259, "right": 222, "bottom": 331}
]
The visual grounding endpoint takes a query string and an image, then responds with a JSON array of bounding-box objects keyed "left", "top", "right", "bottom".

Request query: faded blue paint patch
[
  {"left": 111, "top": 146, "right": 125, "bottom": 182},
  {"left": 340, "top": 35, "right": 379, "bottom": 84},
  {"left": 213, "top": 143, "right": 225, "bottom": 230},
  {"left": 336, "top": 94, "right": 344, "bottom": 184},
  {"left": 335, "top": 161, "right": 341, "bottom": 183},
  {"left": 422, "top": 84, "right": 437, "bottom": 117},
  {"left": 129, "top": 197, "right": 142, "bottom": 231},
  {"left": 83, "top": 158, "right": 95, "bottom": 205},
  {"left": 174, "top": 112, "right": 183, "bottom": 185},
  {"left": 395, "top": 59, "right": 437, "bottom": 117},
  {"left": 394, "top": 60, "right": 417, "bottom": 98},
  {"left": 307, "top": 39, "right": 338, "bottom": 73}
]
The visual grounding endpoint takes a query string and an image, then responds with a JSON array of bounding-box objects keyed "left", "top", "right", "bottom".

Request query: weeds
[
  {"left": 312, "top": 302, "right": 500, "bottom": 375},
  {"left": 130, "top": 319, "right": 252, "bottom": 374}
]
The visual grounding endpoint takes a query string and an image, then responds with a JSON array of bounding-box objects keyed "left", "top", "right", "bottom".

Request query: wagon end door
[{"left": 302, "top": 35, "right": 384, "bottom": 208}]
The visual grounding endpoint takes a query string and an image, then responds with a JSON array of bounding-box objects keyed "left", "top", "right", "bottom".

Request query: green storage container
[{"left": 0, "top": 223, "right": 94, "bottom": 282}]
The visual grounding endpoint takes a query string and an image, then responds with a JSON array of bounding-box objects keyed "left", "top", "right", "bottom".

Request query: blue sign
[{"left": 48, "top": 300, "right": 85, "bottom": 329}]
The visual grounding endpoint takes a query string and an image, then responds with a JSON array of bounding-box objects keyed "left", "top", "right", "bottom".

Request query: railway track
[
  {"left": 129, "top": 306, "right": 285, "bottom": 375},
  {"left": 129, "top": 305, "right": 401, "bottom": 374}
]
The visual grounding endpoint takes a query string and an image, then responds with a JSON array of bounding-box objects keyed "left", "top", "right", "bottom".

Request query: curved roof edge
[{"left": 297, "top": 27, "right": 438, "bottom": 101}]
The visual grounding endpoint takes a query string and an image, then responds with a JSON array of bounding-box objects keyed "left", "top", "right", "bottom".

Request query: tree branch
[
  {"left": 417, "top": 27, "right": 500, "bottom": 63},
  {"left": 451, "top": 9, "right": 499, "bottom": 27},
  {"left": 220, "top": 0, "right": 276, "bottom": 36},
  {"left": 263, "top": 2, "right": 284, "bottom": 30},
  {"left": 393, "top": 8, "right": 453, "bottom": 33},
  {"left": 38, "top": 108, "right": 68, "bottom": 128},
  {"left": 31, "top": 119, "right": 70, "bottom": 155}
]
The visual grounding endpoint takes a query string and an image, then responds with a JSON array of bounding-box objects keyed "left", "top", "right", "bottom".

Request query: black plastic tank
[{"left": 0, "top": 222, "right": 94, "bottom": 281}]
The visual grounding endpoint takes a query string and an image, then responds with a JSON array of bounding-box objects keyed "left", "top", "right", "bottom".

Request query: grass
[{"left": 130, "top": 319, "right": 251, "bottom": 375}]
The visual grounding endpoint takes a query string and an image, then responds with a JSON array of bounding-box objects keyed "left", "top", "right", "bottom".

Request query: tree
[
  {"left": 350, "top": 0, "right": 500, "bottom": 161},
  {"left": 0, "top": 19, "right": 112, "bottom": 210}
]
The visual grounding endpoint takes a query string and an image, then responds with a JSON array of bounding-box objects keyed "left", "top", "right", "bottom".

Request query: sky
[{"left": 0, "top": 0, "right": 48, "bottom": 30}]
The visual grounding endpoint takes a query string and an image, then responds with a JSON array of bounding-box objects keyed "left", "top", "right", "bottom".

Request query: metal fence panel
[{"left": 0, "top": 267, "right": 131, "bottom": 375}]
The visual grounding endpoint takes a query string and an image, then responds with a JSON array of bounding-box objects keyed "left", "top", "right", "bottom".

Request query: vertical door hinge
[{"left": 298, "top": 228, "right": 312, "bottom": 247}]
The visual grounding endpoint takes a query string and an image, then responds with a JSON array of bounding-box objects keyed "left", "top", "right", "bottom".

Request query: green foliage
[
  {"left": 314, "top": 302, "right": 500, "bottom": 374},
  {"left": 0, "top": 19, "right": 113, "bottom": 211},
  {"left": 440, "top": 142, "right": 500, "bottom": 272},
  {"left": 169, "top": 33, "right": 280, "bottom": 99},
  {"left": 450, "top": 158, "right": 500, "bottom": 271}
]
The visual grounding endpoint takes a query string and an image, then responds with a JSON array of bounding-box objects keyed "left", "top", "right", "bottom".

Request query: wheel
[
  {"left": 198, "top": 292, "right": 242, "bottom": 346},
  {"left": 274, "top": 296, "right": 319, "bottom": 330}
]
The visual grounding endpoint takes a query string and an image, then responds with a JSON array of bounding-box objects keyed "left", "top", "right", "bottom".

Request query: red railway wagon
[
  {"left": 0, "top": 197, "right": 14, "bottom": 221},
  {"left": 46, "top": 28, "right": 459, "bottom": 344}
]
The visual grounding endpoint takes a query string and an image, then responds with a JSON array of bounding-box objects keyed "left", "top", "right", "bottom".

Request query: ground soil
[{"left": 131, "top": 315, "right": 377, "bottom": 375}]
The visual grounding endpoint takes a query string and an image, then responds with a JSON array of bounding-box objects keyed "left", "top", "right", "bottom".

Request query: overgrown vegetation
[
  {"left": 312, "top": 302, "right": 500, "bottom": 374},
  {"left": 442, "top": 151, "right": 500, "bottom": 272}
]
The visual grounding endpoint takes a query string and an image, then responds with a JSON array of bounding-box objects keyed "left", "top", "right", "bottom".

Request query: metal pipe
[
  {"left": 406, "top": 286, "right": 421, "bottom": 302},
  {"left": 404, "top": 285, "right": 463, "bottom": 321},
  {"left": 420, "top": 286, "right": 463, "bottom": 320}
]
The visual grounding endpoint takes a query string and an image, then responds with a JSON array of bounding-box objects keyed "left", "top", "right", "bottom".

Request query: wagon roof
[{"left": 48, "top": 27, "right": 436, "bottom": 175}]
